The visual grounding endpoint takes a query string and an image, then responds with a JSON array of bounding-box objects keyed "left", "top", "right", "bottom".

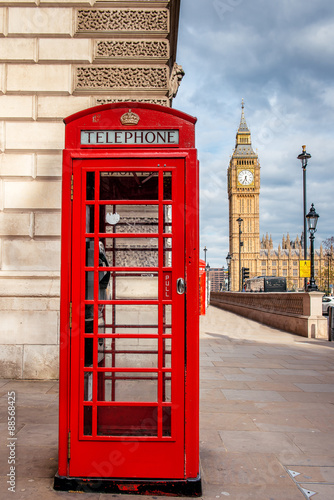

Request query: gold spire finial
[{"left": 241, "top": 98, "right": 244, "bottom": 110}]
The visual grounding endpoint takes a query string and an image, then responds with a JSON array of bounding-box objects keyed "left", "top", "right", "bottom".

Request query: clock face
[{"left": 238, "top": 169, "right": 254, "bottom": 185}]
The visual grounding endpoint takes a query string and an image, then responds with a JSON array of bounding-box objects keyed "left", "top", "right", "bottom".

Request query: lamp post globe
[{"left": 306, "top": 203, "right": 319, "bottom": 292}]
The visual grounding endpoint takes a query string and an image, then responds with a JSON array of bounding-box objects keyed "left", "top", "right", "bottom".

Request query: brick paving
[{"left": 1, "top": 305, "right": 334, "bottom": 499}]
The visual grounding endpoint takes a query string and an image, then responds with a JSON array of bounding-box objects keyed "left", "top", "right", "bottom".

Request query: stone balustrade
[{"left": 210, "top": 291, "right": 327, "bottom": 339}]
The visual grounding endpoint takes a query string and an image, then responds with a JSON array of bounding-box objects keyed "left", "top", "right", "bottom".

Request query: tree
[
  {"left": 320, "top": 237, "right": 334, "bottom": 294},
  {"left": 322, "top": 237, "right": 334, "bottom": 252}
]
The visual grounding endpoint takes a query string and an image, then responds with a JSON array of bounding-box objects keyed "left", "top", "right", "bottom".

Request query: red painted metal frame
[
  {"left": 70, "top": 158, "right": 185, "bottom": 478},
  {"left": 58, "top": 103, "right": 199, "bottom": 487}
]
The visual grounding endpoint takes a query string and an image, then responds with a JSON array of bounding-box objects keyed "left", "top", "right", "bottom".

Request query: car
[{"left": 322, "top": 296, "right": 334, "bottom": 315}]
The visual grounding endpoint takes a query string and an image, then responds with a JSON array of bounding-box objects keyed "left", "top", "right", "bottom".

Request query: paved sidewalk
[{"left": 1, "top": 305, "right": 334, "bottom": 499}]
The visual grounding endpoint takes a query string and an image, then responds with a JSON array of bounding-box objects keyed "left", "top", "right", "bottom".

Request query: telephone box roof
[{"left": 64, "top": 101, "right": 197, "bottom": 125}]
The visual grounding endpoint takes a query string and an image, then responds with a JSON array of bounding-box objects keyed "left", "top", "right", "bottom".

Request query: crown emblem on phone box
[{"left": 120, "top": 109, "right": 140, "bottom": 125}]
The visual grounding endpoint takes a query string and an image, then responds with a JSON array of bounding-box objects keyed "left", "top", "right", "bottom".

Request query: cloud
[{"left": 174, "top": 0, "right": 334, "bottom": 266}]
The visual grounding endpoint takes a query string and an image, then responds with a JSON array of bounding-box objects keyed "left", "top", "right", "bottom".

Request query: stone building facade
[
  {"left": 227, "top": 103, "right": 326, "bottom": 292},
  {"left": 0, "top": 0, "right": 182, "bottom": 378},
  {"left": 208, "top": 267, "right": 228, "bottom": 292}
]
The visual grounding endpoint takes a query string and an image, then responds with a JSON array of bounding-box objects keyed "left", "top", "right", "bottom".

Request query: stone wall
[
  {"left": 0, "top": 0, "right": 181, "bottom": 379},
  {"left": 210, "top": 291, "right": 328, "bottom": 339}
]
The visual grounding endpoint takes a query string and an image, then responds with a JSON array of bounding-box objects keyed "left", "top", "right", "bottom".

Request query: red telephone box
[
  {"left": 199, "top": 259, "right": 206, "bottom": 316},
  {"left": 54, "top": 103, "right": 201, "bottom": 495}
]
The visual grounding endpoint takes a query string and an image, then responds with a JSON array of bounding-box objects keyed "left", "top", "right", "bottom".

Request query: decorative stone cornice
[
  {"left": 76, "top": 9, "right": 168, "bottom": 33},
  {"left": 95, "top": 40, "right": 169, "bottom": 59},
  {"left": 95, "top": 97, "right": 169, "bottom": 107},
  {"left": 75, "top": 66, "right": 168, "bottom": 91}
]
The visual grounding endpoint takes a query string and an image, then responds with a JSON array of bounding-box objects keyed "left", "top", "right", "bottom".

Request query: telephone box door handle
[{"left": 176, "top": 278, "right": 185, "bottom": 295}]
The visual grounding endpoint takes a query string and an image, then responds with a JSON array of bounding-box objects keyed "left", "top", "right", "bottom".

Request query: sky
[{"left": 173, "top": 0, "right": 334, "bottom": 268}]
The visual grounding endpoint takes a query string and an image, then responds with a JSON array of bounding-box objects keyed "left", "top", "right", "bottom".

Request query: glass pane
[
  {"left": 163, "top": 172, "right": 172, "bottom": 200},
  {"left": 85, "top": 271, "right": 94, "bottom": 300},
  {"left": 163, "top": 305, "right": 172, "bottom": 334},
  {"left": 98, "top": 338, "right": 158, "bottom": 368},
  {"left": 104, "top": 304, "right": 158, "bottom": 334},
  {"left": 97, "top": 406, "right": 158, "bottom": 436},
  {"left": 86, "top": 205, "right": 94, "bottom": 234},
  {"left": 83, "top": 406, "right": 92, "bottom": 436},
  {"left": 84, "top": 372, "right": 93, "bottom": 401},
  {"left": 84, "top": 338, "right": 93, "bottom": 367},
  {"left": 163, "top": 339, "right": 171, "bottom": 368},
  {"left": 100, "top": 205, "right": 159, "bottom": 234},
  {"left": 162, "top": 407, "right": 171, "bottom": 436},
  {"left": 85, "top": 305, "right": 94, "bottom": 333},
  {"left": 97, "top": 337, "right": 104, "bottom": 363},
  {"left": 86, "top": 172, "right": 95, "bottom": 200},
  {"left": 100, "top": 172, "right": 159, "bottom": 200},
  {"left": 86, "top": 239, "right": 94, "bottom": 267},
  {"left": 163, "top": 205, "right": 172, "bottom": 233},
  {"left": 97, "top": 372, "right": 158, "bottom": 402},
  {"left": 164, "top": 238, "right": 172, "bottom": 267},
  {"left": 106, "top": 272, "right": 158, "bottom": 300},
  {"left": 105, "top": 237, "right": 158, "bottom": 268},
  {"left": 163, "top": 376, "right": 171, "bottom": 403}
]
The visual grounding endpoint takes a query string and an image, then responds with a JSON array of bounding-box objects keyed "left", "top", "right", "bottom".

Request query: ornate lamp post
[
  {"left": 226, "top": 252, "right": 232, "bottom": 292},
  {"left": 237, "top": 217, "right": 243, "bottom": 292},
  {"left": 297, "top": 145, "right": 311, "bottom": 290},
  {"left": 203, "top": 246, "right": 207, "bottom": 265},
  {"left": 306, "top": 203, "right": 319, "bottom": 291}
]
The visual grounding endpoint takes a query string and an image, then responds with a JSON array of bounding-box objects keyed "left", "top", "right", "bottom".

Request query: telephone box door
[{"left": 69, "top": 157, "right": 185, "bottom": 478}]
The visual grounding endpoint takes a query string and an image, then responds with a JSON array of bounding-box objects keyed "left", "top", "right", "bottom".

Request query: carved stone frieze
[
  {"left": 95, "top": 97, "right": 169, "bottom": 107},
  {"left": 75, "top": 66, "right": 168, "bottom": 90},
  {"left": 77, "top": 9, "right": 168, "bottom": 33},
  {"left": 96, "top": 40, "right": 169, "bottom": 59}
]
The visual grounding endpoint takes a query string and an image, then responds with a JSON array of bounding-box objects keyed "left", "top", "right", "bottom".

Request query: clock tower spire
[{"left": 227, "top": 100, "right": 260, "bottom": 291}]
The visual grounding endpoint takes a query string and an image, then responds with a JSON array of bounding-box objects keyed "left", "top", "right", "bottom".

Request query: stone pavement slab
[{"left": 1, "top": 305, "right": 334, "bottom": 499}]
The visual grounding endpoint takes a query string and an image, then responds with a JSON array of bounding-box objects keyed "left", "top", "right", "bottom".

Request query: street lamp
[
  {"left": 306, "top": 203, "right": 319, "bottom": 291},
  {"left": 297, "top": 145, "right": 311, "bottom": 290},
  {"left": 237, "top": 217, "right": 243, "bottom": 292},
  {"left": 203, "top": 246, "right": 207, "bottom": 265},
  {"left": 226, "top": 252, "right": 232, "bottom": 292}
]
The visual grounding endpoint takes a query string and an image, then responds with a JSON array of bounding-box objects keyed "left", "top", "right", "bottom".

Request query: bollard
[{"left": 328, "top": 306, "right": 334, "bottom": 341}]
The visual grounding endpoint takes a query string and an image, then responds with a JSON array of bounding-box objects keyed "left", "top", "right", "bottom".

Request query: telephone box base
[{"left": 54, "top": 473, "right": 202, "bottom": 497}]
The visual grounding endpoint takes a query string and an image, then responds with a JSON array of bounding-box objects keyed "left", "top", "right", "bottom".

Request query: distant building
[
  {"left": 227, "top": 102, "right": 327, "bottom": 291},
  {"left": 208, "top": 267, "right": 228, "bottom": 292}
]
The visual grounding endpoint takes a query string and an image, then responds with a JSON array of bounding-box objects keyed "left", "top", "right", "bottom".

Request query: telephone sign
[
  {"left": 55, "top": 103, "right": 201, "bottom": 496},
  {"left": 81, "top": 129, "right": 179, "bottom": 145}
]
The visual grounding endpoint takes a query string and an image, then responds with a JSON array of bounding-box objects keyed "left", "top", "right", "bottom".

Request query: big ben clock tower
[{"left": 227, "top": 100, "right": 260, "bottom": 291}]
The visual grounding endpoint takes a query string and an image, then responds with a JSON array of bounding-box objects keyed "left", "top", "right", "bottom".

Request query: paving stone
[
  {"left": 250, "top": 413, "right": 319, "bottom": 433},
  {"left": 279, "top": 391, "right": 334, "bottom": 403},
  {"left": 298, "top": 483, "right": 334, "bottom": 499},
  {"left": 223, "top": 373, "right": 273, "bottom": 381},
  {"left": 200, "top": 412, "right": 259, "bottom": 431},
  {"left": 221, "top": 389, "right": 286, "bottom": 402},
  {"left": 294, "top": 383, "right": 334, "bottom": 392},
  {"left": 288, "top": 465, "right": 334, "bottom": 482},
  {"left": 288, "top": 432, "right": 334, "bottom": 455},
  {"left": 218, "top": 429, "right": 302, "bottom": 455},
  {"left": 245, "top": 380, "right": 303, "bottom": 391},
  {"left": 201, "top": 451, "right": 291, "bottom": 485},
  {"left": 201, "top": 482, "right": 305, "bottom": 499},
  {"left": 16, "top": 424, "right": 58, "bottom": 447}
]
